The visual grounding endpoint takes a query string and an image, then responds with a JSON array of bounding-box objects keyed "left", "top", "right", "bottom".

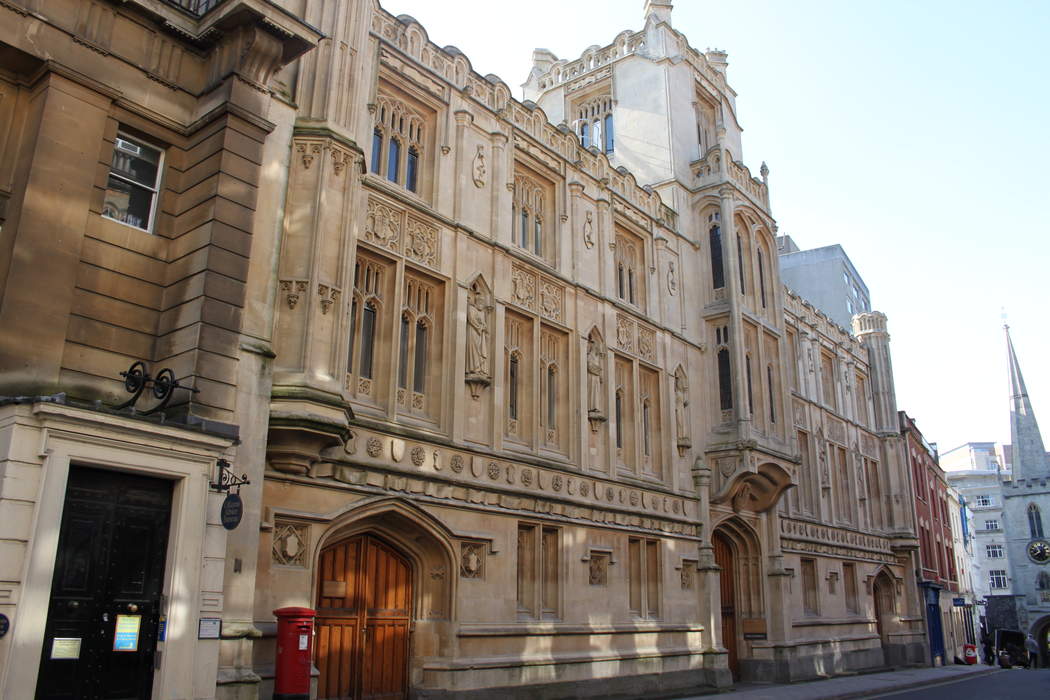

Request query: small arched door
[
  {"left": 872, "top": 572, "right": 895, "bottom": 661},
  {"left": 713, "top": 531, "right": 739, "bottom": 676},
  {"left": 315, "top": 534, "right": 413, "bottom": 700}
]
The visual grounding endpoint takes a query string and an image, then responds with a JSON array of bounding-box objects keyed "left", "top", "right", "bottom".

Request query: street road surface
[{"left": 873, "top": 668, "right": 1050, "bottom": 699}]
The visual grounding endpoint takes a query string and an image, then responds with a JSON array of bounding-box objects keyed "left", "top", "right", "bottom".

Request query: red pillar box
[
  {"left": 274, "top": 607, "right": 316, "bottom": 700},
  {"left": 963, "top": 644, "right": 978, "bottom": 664}
]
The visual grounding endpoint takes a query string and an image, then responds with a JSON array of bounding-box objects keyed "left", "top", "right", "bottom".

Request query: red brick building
[{"left": 901, "top": 411, "right": 958, "bottom": 665}]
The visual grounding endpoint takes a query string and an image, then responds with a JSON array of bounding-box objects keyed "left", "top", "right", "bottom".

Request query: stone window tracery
[
  {"left": 1030, "top": 503, "right": 1045, "bottom": 539},
  {"left": 397, "top": 273, "right": 440, "bottom": 415},
  {"left": 615, "top": 230, "right": 645, "bottom": 308},
  {"left": 513, "top": 172, "right": 549, "bottom": 260},
  {"left": 348, "top": 255, "right": 390, "bottom": 399},
  {"left": 371, "top": 93, "right": 426, "bottom": 194},
  {"left": 575, "top": 94, "right": 614, "bottom": 154}
]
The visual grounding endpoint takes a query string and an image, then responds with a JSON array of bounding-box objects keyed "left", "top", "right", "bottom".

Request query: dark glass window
[
  {"left": 398, "top": 315, "right": 410, "bottom": 389},
  {"left": 387, "top": 138, "right": 401, "bottom": 183},
  {"left": 1030, "top": 504, "right": 1045, "bottom": 539},
  {"left": 737, "top": 235, "right": 745, "bottom": 292},
  {"left": 617, "top": 264, "right": 626, "bottom": 299},
  {"left": 547, "top": 367, "right": 556, "bottom": 430},
  {"left": 509, "top": 355, "right": 520, "bottom": 420},
  {"left": 642, "top": 402, "right": 651, "bottom": 456},
  {"left": 371, "top": 129, "right": 382, "bottom": 174},
  {"left": 406, "top": 147, "right": 419, "bottom": 192},
  {"left": 520, "top": 208, "right": 529, "bottom": 249},
  {"left": 710, "top": 225, "right": 725, "bottom": 289},
  {"left": 580, "top": 122, "right": 590, "bottom": 149},
  {"left": 768, "top": 365, "right": 776, "bottom": 423},
  {"left": 758, "top": 250, "right": 767, "bottom": 307},
  {"left": 360, "top": 303, "right": 377, "bottom": 380},
  {"left": 534, "top": 217, "right": 542, "bottom": 256},
  {"left": 604, "top": 113, "right": 614, "bottom": 152},
  {"left": 718, "top": 348, "right": 732, "bottom": 411},
  {"left": 628, "top": 269, "right": 636, "bottom": 304},
  {"left": 413, "top": 321, "right": 428, "bottom": 393},
  {"left": 615, "top": 391, "right": 624, "bottom": 449},
  {"left": 746, "top": 355, "right": 754, "bottom": 415},
  {"left": 347, "top": 299, "right": 358, "bottom": 375}
]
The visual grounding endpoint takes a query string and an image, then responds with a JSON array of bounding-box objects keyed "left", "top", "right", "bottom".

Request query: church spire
[{"left": 1006, "top": 324, "right": 1049, "bottom": 479}]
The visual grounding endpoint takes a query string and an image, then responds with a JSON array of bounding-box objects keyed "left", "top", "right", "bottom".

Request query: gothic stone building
[{"left": 0, "top": 1, "right": 924, "bottom": 698}]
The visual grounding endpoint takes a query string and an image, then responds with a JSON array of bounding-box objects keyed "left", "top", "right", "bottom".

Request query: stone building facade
[{"left": 0, "top": 1, "right": 925, "bottom": 698}]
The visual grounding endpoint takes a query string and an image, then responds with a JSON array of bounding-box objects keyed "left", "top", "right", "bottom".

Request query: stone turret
[
  {"left": 853, "top": 311, "right": 898, "bottom": 435},
  {"left": 644, "top": 0, "right": 673, "bottom": 25}
]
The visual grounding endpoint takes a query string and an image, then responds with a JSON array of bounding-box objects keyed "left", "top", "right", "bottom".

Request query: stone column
[{"left": 453, "top": 110, "right": 472, "bottom": 222}]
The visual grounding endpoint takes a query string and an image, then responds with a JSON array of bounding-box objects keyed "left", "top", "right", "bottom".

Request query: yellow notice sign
[
  {"left": 113, "top": 614, "right": 141, "bottom": 652},
  {"left": 50, "top": 638, "right": 82, "bottom": 660}
]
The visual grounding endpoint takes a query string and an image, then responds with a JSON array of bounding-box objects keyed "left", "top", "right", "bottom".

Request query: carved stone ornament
[
  {"left": 667, "top": 260, "right": 678, "bottom": 295},
  {"left": 410, "top": 446, "right": 426, "bottom": 466},
  {"left": 638, "top": 326, "right": 655, "bottom": 363},
  {"left": 552, "top": 475, "right": 563, "bottom": 491},
  {"left": 616, "top": 316, "right": 633, "bottom": 352},
  {"left": 272, "top": 520, "right": 309, "bottom": 567},
  {"left": 366, "top": 437, "right": 383, "bottom": 458},
  {"left": 365, "top": 198, "right": 402, "bottom": 251},
  {"left": 460, "top": 542, "right": 484, "bottom": 579},
  {"left": 539, "top": 280, "right": 564, "bottom": 322},
  {"left": 295, "top": 141, "right": 323, "bottom": 170},
  {"left": 487, "top": 461, "right": 501, "bottom": 480},
  {"left": 449, "top": 454, "right": 465, "bottom": 473},
  {"left": 405, "top": 217, "right": 439, "bottom": 268},
  {"left": 472, "top": 145, "right": 486, "bottom": 187},
  {"left": 280, "top": 280, "right": 309, "bottom": 310},
  {"left": 511, "top": 266, "right": 536, "bottom": 311},
  {"left": 674, "top": 369, "right": 691, "bottom": 456},
  {"left": 317, "top": 284, "right": 340, "bottom": 315},
  {"left": 583, "top": 211, "right": 595, "bottom": 249},
  {"left": 331, "top": 147, "right": 350, "bottom": 176}
]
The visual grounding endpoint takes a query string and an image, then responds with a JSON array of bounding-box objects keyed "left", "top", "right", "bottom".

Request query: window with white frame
[
  {"left": 575, "top": 94, "right": 613, "bottom": 154},
  {"left": 989, "top": 569, "right": 1008, "bottom": 589},
  {"left": 974, "top": 494, "right": 992, "bottom": 507},
  {"left": 986, "top": 544, "right": 1004, "bottom": 559},
  {"left": 103, "top": 133, "right": 163, "bottom": 232},
  {"left": 983, "top": 519, "right": 1000, "bottom": 531}
]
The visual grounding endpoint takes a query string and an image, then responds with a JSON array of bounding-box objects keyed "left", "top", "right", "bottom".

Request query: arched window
[
  {"left": 398, "top": 313, "right": 410, "bottom": 389},
  {"left": 758, "top": 249, "right": 767, "bottom": 308},
  {"left": 592, "top": 120, "right": 602, "bottom": 153},
  {"left": 617, "top": 264, "right": 626, "bottom": 299},
  {"left": 546, "top": 366, "right": 557, "bottom": 430},
  {"left": 520, "top": 208, "right": 529, "bottom": 249},
  {"left": 360, "top": 302, "right": 377, "bottom": 379},
  {"left": 575, "top": 96, "right": 613, "bottom": 153},
  {"left": 615, "top": 390, "right": 624, "bottom": 449},
  {"left": 745, "top": 355, "right": 754, "bottom": 416},
  {"left": 406, "top": 147, "right": 419, "bottom": 193},
  {"left": 413, "top": 320, "right": 428, "bottom": 393},
  {"left": 717, "top": 348, "right": 732, "bottom": 411},
  {"left": 580, "top": 121, "right": 590, "bottom": 149},
  {"left": 534, "top": 217, "right": 543, "bottom": 256},
  {"left": 628, "top": 268, "right": 636, "bottom": 304},
  {"left": 642, "top": 401, "right": 652, "bottom": 456},
  {"left": 767, "top": 365, "right": 776, "bottom": 423},
  {"left": 371, "top": 128, "right": 382, "bottom": 174},
  {"left": 604, "top": 113, "right": 614, "bottom": 152},
  {"left": 509, "top": 354, "right": 520, "bottom": 421},
  {"left": 710, "top": 225, "right": 725, "bottom": 289},
  {"left": 387, "top": 138, "right": 401, "bottom": 183},
  {"left": 1030, "top": 503, "right": 1044, "bottom": 539}
]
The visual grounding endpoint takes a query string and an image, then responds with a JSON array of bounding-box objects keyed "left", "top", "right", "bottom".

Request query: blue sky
[{"left": 386, "top": 0, "right": 1050, "bottom": 454}]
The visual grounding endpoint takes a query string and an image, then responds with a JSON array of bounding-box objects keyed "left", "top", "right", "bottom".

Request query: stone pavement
[{"left": 671, "top": 664, "right": 1002, "bottom": 699}]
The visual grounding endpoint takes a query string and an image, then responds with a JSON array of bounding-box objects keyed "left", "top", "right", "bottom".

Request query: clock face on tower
[{"left": 1028, "top": 539, "right": 1050, "bottom": 564}]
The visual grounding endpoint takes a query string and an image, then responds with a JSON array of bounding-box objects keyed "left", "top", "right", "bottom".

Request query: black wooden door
[{"left": 36, "top": 466, "right": 173, "bottom": 700}]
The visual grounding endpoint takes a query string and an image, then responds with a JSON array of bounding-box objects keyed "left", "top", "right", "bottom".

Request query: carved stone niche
[
  {"left": 581, "top": 545, "right": 616, "bottom": 586},
  {"left": 460, "top": 541, "right": 486, "bottom": 580},
  {"left": 710, "top": 449, "right": 795, "bottom": 514}
]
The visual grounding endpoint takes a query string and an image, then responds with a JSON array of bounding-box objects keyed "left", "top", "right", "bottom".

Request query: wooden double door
[
  {"left": 36, "top": 466, "right": 173, "bottom": 700},
  {"left": 316, "top": 535, "right": 412, "bottom": 700}
]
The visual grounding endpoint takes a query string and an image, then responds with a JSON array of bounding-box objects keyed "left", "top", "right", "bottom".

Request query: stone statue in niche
[
  {"left": 472, "top": 145, "right": 486, "bottom": 188},
  {"left": 583, "top": 211, "right": 595, "bottom": 249},
  {"left": 465, "top": 281, "right": 492, "bottom": 399},
  {"left": 586, "top": 334, "right": 607, "bottom": 431},
  {"left": 667, "top": 260, "right": 678, "bottom": 295},
  {"left": 675, "top": 369, "right": 691, "bottom": 454}
]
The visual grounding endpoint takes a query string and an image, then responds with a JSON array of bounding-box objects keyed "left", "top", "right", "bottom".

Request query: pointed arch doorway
[
  {"left": 713, "top": 518, "right": 765, "bottom": 680},
  {"left": 315, "top": 534, "right": 412, "bottom": 700},
  {"left": 872, "top": 570, "right": 897, "bottom": 665}
]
